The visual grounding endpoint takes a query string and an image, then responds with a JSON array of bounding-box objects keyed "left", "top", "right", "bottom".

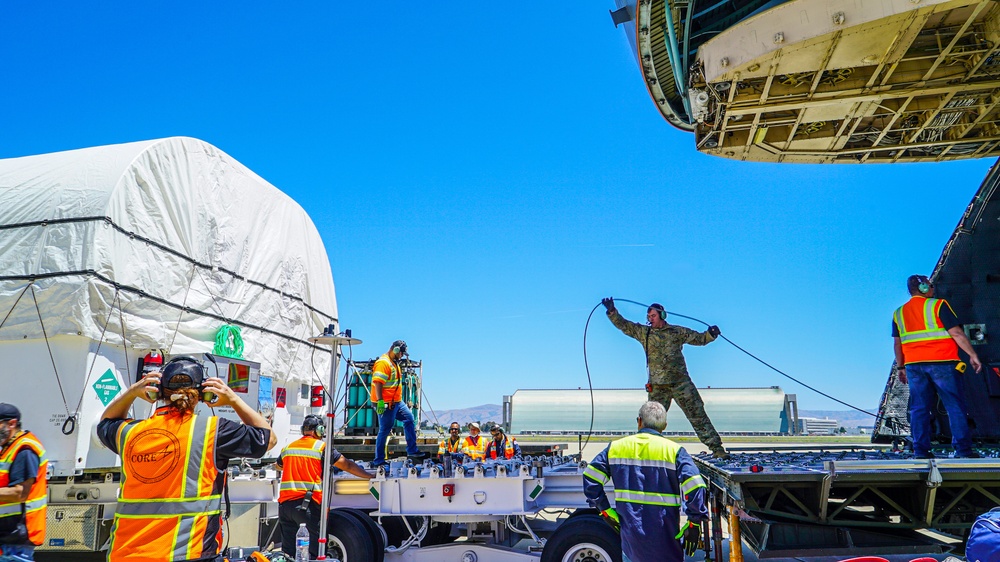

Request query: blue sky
[{"left": 1, "top": 3, "right": 995, "bottom": 413}]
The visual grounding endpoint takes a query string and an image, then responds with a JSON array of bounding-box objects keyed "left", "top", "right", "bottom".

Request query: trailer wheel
[
  {"left": 565, "top": 508, "right": 599, "bottom": 520},
  {"left": 326, "top": 508, "right": 377, "bottom": 562},
  {"left": 335, "top": 508, "right": 385, "bottom": 562},
  {"left": 541, "top": 514, "right": 621, "bottom": 562}
]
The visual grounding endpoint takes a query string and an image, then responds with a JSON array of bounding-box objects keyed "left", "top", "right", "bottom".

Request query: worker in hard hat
[
  {"left": 371, "top": 340, "right": 427, "bottom": 466},
  {"left": 584, "top": 401, "right": 708, "bottom": 562},
  {"left": 602, "top": 297, "right": 729, "bottom": 459},
  {"left": 277, "top": 414, "right": 374, "bottom": 560},
  {"left": 0, "top": 403, "right": 47, "bottom": 561},
  {"left": 484, "top": 424, "right": 522, "bottom": 460},
  {"left": 460, "top": 422, "right": 488, "bottom": 462},
  {"left": 98, "top": 356, "right": 276, "bottom": 562},
  {"left": 893, "top": 274, "right": 986, "bottom": 459}
]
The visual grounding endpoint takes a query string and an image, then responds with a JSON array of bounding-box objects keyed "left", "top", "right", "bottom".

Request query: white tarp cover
[{"left": 0, "top": 137, "right": 337, "bottom": 384}]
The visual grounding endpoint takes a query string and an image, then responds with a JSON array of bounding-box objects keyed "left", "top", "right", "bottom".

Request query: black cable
[
  {"left": 612, "top": 298, "right": 876, "bottom": 417},
  {"left": 581, "top": 303, "right": 601, "bottom": 450}
]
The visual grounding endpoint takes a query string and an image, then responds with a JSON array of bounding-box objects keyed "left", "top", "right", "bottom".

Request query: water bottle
[{"left": 295, "top": 522, "right": 309, "bottom": 562}]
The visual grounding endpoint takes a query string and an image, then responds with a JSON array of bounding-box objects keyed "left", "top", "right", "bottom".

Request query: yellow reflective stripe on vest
[
  {"left": 280, "top": 481, "right": 319, "bottom": 492},
  {"left": 0, "top": 495, "right": 45, "bottom": 517},
  {"left": 681, "top": 474, "right": 706, "bottom": 496},
  {"left": 283, "top": 449, "right": 323, "bottom": 460},
  {"left": 607, "top": 433, "right": 680, "bottom": 465},
  {"left": 614, "top": 489, "right": 681, "bottom": 506},
  {"left": 115, "top": 496, "right": 222, "bottom": 518},
  {"left": 896, "top": 299, "right": 951, "bottom": 342},
  {"left": 583, "top": 465, "right": 609, "bottom": 485}
]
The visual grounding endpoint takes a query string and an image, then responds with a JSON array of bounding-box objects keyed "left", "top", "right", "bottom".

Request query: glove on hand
[
  {"left": 676, "top": 521, "right": 703, "bottom": 556},
  {"left": 600, "top": 508, "right": 620, "bottom": 533},
  {"left": 376, "top": 399, "right": 387, "bottom": 415},
  {"left": 708, "top": 325, "right": 721, "bottom": 337},
  {"left": 601, "top": 297, "right": 615, "bottom": 312}
]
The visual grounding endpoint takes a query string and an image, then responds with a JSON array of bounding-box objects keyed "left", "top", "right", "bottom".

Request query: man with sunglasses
[
  {"left": 371, "top": 340, "right": 428, "bottom": 466},
  {"left": 437, "top": 422, "right": 464, "bottom": 462},
  {"left": 602, "top": 298, "right": 728, "bottom": 459},
  {"left": 484, "top": 424, "right": 522, "bottom": 460}
]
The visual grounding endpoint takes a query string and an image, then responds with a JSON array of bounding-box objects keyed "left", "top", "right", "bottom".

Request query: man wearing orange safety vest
[
  {"left": 276, "top": 414, "right": 373, "bottom": 560},
  {"left": 893, "top": 275, "right": 987, "bottom": 459},
  {"left": 484, "top": 425, "right": 522, "bottom": 460},
  {"left": 461, "top": 422, "right": 488, "bottom": 461},
  {"left": 371, "top": 340, "right": 427, "bottom": 466},
  {"left": 0, "top": 404, "right": 46, "bottom": 561},
  {"left": 98, "top": 356, "right": 276, "bottom": 562},
  {"left": 437, "top": 421, "right": 464, "bottom": 462}
]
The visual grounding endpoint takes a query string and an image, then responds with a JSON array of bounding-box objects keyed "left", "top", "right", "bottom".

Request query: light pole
[{"left": 308, "top": 327, "right": 361, "bottom": 561}]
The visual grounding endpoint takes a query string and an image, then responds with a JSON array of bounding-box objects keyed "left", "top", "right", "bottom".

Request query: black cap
[
  {"left": 302, "top": 414, "right": 323, "bottom": 432},
  {"left": 0, "top": 403, "right": 21, "bottom": 421},
  {"left": 161, "top": 356, "right": 205, "bottom": 390}
]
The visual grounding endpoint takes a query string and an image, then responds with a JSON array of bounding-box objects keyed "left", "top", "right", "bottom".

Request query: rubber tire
[
  {"left": 565, "top": 507, "right": 599, "bottom": 520},
  {"left": 335, "top": 508, "right": 385, "bottom": 562},
  {"left": 326, "top": 508, "right": 377, "bottom": 562},
  {"left": 541, "top": 514, "right": 622, "bottom": 562}
]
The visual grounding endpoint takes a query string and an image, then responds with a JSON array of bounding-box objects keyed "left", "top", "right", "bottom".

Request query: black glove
[
  {"left": 601, "top": 297, "right": 615, "bottom": 312},
  {"left": 708, "top": 325, "right": 721, "bottom": 337},
  {"left": 677, "top": 521, "right": 703, "bottom": 556}
]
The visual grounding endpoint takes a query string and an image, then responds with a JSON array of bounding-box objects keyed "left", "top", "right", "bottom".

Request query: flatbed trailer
[{"left": 694, "top": 445, "right": 1000, "bottom": 559}]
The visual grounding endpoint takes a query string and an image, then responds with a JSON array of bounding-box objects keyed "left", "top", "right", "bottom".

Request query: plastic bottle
[{"left": 295, "top": 523, "right": 309, "bottom": 562}]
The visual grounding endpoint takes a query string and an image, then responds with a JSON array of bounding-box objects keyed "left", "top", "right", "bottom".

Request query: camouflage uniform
[{"left": 607, "top": 309, "right": 726, "bottom": 455}]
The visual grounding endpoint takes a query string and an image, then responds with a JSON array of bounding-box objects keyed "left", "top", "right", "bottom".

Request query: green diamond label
[
  {"left": 93, "top": 369, "right": 122, "bottom": 406},
  {"left": 369, "top": 486, "right": 380, "bottom": 500}
]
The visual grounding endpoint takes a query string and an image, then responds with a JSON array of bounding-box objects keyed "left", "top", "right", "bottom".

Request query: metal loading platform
[{"left": 694, "top": 446, "right": 1000, "bottom": 558}]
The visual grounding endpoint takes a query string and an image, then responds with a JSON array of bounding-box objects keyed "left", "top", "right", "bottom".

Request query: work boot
[
  {"left": 712, "top": 449, "right": 730, "bottom": 460},
  {"left": 956, "top": 451, "right": 982, "bottom": 459},
  {"left": 409, "top": 451, "right": 430, "bottom": 462}
]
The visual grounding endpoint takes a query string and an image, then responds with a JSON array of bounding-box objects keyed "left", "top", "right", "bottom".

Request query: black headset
[{"left": 302, "top": 414, "right": 326, "bottom": 438}]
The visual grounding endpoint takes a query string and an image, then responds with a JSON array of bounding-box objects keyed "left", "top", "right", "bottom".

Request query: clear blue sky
[{"left": 1, "top": 3, "right": 994, "bottom": 414}]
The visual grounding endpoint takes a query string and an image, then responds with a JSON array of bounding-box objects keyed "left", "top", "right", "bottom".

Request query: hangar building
[{"left": 505, "top": 387, "right": 797, "bottom": 436}]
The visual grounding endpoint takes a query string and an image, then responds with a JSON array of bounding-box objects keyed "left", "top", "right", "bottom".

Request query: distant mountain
[{"left": 423, "top": 404, "right": 502, "bottom": 428}]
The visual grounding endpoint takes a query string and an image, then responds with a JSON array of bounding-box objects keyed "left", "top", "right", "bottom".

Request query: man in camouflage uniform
[{"left": 603, "top": 298, "right": 729, "bottom": 459}]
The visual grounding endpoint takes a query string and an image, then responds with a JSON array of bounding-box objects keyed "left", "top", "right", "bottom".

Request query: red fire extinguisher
[{"left": 310, "top": 386, "right": 325, "bottom": 407}]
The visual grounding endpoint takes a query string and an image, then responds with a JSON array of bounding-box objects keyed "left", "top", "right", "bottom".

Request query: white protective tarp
[{"left": 0, "top": 137, "right": 337, "bottom": 384}]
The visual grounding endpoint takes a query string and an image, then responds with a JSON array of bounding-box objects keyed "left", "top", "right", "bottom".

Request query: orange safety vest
[
  {"left": 485, "top": 437, "right": 517, "bottom": 460},
  {"left": 438, "top": 437, "right": 462, "bottom": 456},
  {"left": 894, "top": 296, "right": 961, "bottom": 364},
  {"left": 0, "top": 431, "right": 47, "bottom": 546},
  {"left": 109, "top": 407, "right": 223, "bottom": 562},
  {"left": 370, "top": 353, "right": 403, "bottom": 403},
  {"left": 461, "top": 435, "right": 487, "bottom": 461},
  {"left": 278, "top": 436, "right": 325, "bottom": 504}
]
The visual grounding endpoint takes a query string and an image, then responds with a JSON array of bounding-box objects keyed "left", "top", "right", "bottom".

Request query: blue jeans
[
  {"left": 373, "top": 401, "right": 419, "bottom": 465},
  {"left": 0, "top": 544, "right": 34, "bottom": 561},
  {"left": 907, "top": 362, "right": 973, "bottom": 456}
]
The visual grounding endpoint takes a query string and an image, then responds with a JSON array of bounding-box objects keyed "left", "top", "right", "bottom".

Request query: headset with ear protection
[
  {"left": 391, "top": 340, "right": 407, "bottom": 357},
  {"left": 918, "top": 277, "right": 932, "bottom": 295},
  {"left": 302, "top": 414, "right": 325, "bottom": 438},
  {"left": 649, "top": 303, "right": 667, "bottom": 322}
]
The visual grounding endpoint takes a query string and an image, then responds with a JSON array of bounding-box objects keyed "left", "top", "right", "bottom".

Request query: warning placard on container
[{"left": 93, "top": 370, "right": 122, "bottom": 406}]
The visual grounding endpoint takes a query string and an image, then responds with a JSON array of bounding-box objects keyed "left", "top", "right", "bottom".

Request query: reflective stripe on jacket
[
  {"left": 484, "top": 437, "right": 521, "bottom": 459},
  {"left": 279, "top": 436, "right": 325, "bottom": 504},
  {"left": 583, "top": 429, "right": 707, "bottom": 562},
  {"left": 109, "top": 408, "right": 223, "bottom": 562},
  {"left": 370, "top": 354, "right": 403, "bottom": 403},
  {"left": 438, "top": 437, "right": 462, "bottom": 456},
  {"left": 461, "top": 435, "right": 487, "bottom": 461},
  {"left": 894, "top": 296, "right": 960, "bottom": 364},
  {"left": 0, "top": 431, "right": 47, "bottom": 546}
]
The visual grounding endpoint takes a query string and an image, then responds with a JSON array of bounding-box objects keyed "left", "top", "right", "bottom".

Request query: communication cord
[{"left": 582, "top": 298, "right": 876, "bottom": 449}]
